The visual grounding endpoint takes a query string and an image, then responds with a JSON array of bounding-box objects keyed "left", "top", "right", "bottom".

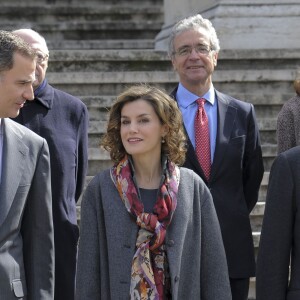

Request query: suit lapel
[
  {"left": 186, "top": 137, "right": 206, "bottom": 178},
  {"left": 210, "top": 91, "right": 237, "bottom": 179},
  {"left": 172, "top": 86, "right": 238, "bottom": 182},
  {"left": 0, "top": 119, "right": 28, "bottom": 226}
]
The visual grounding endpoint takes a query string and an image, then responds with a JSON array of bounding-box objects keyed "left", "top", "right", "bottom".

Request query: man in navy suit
[
  {"left": 256, "top": 146, "right": 300, "bottom": 300},
  {"left": 12, "top": 29, "right": 89, "bottom": 300},
  {"left": 169, "top": 14, "right": 264, "bottom": 300},
  {"left": 0, "top": 30, "right": 54, "bottom": 300}
]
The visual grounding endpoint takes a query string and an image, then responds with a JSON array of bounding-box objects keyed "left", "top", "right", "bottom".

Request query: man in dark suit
[
  {"left": 168, "top": 14, "right": 264, "bottom": 300},
  {"left": 256, "top": 145, "right": 300, "bottom": 300},
  {"left": 0, "top": 30, "right": 54, "bottom": 299},
  {"left": 12, "top": 29, "right": 89, "bottom": 300}
]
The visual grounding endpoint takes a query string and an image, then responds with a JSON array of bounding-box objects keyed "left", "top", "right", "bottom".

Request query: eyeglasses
[
  {"left": 36, "top": 51, "right": 49, "bottom": 64},
  {"left": 173, "top": 45, "right": 212, "bottom": 57}
]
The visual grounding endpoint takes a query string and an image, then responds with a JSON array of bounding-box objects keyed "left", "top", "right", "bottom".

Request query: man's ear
[
  {"left": 213, "top": 51, "right": 218, "bottom": 67},
  {"left": 171, "top": 56, "right": 177, "bottom": 71}
]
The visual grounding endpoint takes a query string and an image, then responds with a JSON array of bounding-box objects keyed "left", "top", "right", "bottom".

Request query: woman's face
[{"left": 120, "top": 99, "right": 168, "bottom": 160}]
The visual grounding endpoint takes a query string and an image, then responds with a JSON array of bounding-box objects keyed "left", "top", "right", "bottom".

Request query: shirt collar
[
  {"left": 28, "top": 79, "right": 53, "bottom": 110},
  {"left": 34, "top": 79, "right": 47, "bottom": 98},
  {"left": 177, "top": 83, "right": 215, "bottom": 108}
]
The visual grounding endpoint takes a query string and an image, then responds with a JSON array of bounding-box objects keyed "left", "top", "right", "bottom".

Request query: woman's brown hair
[{"left": 101, "top": 84, "right": 187, "bottom": 165}]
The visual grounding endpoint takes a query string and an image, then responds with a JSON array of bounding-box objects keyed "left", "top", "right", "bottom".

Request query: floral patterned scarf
[{"left": 110, "top": 156, "right": 180, "bottom": 300}]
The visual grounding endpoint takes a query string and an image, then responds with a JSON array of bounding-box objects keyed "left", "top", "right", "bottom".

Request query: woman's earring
[{"left": 162, "top": 137, "right": 165, "bottom": 143}]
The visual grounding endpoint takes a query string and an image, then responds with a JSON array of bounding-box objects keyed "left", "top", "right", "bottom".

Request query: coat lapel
[
  {"left": 210, "top": 91, "right": 237, "bottom": 179},
  {"left": 185, "top": 137, "right": 206, "bottom": 178},
  {"left": 0, "top": 119, "right": 28, "bottom": 226}
]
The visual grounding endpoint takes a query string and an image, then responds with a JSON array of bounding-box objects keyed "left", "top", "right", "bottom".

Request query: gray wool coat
[
  {"left": 277, "top": 95, "right": 300, "bottom": 154},
  {"left": 76, "top": 167, "right": 232, "bottom": 300}
]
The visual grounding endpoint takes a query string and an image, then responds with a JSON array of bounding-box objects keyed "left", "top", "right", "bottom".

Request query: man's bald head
[
  {"left": 13, "top": 29, "right": 49, "bottom": 55},
  {"left": 13, "top": 29, "right": 49, "bottom": 90}
]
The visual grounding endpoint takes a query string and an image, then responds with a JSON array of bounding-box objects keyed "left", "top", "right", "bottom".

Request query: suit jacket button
[{"left": 174, "top": 276, "right": 179, "bottom": 282}]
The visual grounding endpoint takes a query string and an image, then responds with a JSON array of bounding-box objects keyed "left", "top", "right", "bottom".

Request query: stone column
[
  {"left": 155, "top": 0, "right": 300, "bottom": 51},
  {"left": 155, "top": 0, "right": 219, "bottom": 51},
  {"left": 162, "top": 0, "right": 218, "bottom": 26}
]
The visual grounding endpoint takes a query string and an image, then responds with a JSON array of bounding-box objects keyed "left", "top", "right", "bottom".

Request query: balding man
[
  {"left": 12, "top": 29, "right": 89, "bottom": 300},
  {"left": 0, "top": 30, "right": 54, "bottom": 300}
]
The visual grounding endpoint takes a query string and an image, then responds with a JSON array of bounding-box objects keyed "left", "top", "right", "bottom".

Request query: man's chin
[{"left": 9, "top": 109, "right": 20, "bottom": 119}]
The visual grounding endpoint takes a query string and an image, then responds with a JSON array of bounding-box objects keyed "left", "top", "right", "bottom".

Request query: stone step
[
  {"left": 82, "top": 94, "right": 288, "bottom": 124},
  {"left": 253, "top": 232, "right": 260, "bottom": 249},
  {"left": 45, "top": 49, "right": 299, "bottom": 74},
  {"left": 0, "top": 3, "right": 163, "bottom": 23},
  {"left": 87, "top": 147, "right": 112, "bottom": 176},
  {"left": 87, "top": 144, "right": 275, "bottom": 163},
  {"left": 45, "top": 69, "right": 295, "bottom": 96},
  {"left": 2, "top": 0, "right": 163, "bottom": 4},
  {"left": 86, "top": 138, "right": 276, "bottom": 173},
  {"left": 261, "top": 144, "right": 277, "bottom": 171},
  {"left": 250, "top": 202, "right": 265, "bottom": 232},
  {"left": 46, "top": 69, "right": 296, "bottom": 85},
  {"left": 249, "top": 278, "right": 256, "bottom": 300},
  {"left": 86, "top": 119, "right": 278, "bottom": 172},
  {"left": 257, "top": 118, "right": 276, "bottom": 131},
  {"left": 45, "top": 48, "right": 300, "bottom": 64},
  {"left": 81, "top": 95, "right": 115, "bottom": 107},
  {"left": 47, "top": 39, "right": 155, "bottom": 50},
  {"left": 80, "top": 92, "right": 291, "bottom": 108},
  {"left": 47, "top": 49, "right": 170, "bottom": 72},
  {"left": 81, "top": 94, "right": 289, "bottom": 130},
  {"left": 219, "top": 48, "right": 300, "bottom": 60},
  {"left": 2, "top": 21, "right": 163, "bottom": 40},
  {"left": 87, "top": 118, "right": 277, "bottom": 136},
  {"left": 258, "top": 170, "right": 269, "bottom": 205}
]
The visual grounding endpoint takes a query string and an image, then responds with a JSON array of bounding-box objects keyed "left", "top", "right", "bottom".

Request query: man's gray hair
[
  {"left": 0, "top": 30, "right": 36, "bottom": 74},
  {"left": 168, "top": 14, "right": 220, "bottom": 57}
]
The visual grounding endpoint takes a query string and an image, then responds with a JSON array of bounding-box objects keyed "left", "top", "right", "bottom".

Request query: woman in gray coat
[
  {"left": 277, "top": 79, "right": 300, "bottom": 153},
  {"left": 76, "top": 85, "right": 231, "bottom": 300}
]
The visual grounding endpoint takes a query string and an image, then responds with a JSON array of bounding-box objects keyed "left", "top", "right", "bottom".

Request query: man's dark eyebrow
[{"left": 17, "top": 79, "right": 32, "bottom": 84}]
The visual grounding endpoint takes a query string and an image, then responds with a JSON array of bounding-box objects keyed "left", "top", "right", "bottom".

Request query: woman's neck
[{"left": 132, "top": 156, "right": 162, "bottom": 189}]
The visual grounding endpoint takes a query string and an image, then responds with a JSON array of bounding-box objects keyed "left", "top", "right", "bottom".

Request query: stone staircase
[{"left": 1, "top": 1, "right": 299, "bottom": 298}]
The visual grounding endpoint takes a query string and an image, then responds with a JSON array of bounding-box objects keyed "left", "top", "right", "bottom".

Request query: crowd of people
[{"left": 0, "top": 11, "right": 298, "bottom": 300}]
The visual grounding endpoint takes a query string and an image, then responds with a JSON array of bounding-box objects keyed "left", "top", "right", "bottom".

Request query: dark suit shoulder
[
  {"left": 216, "top": 90, "right": 252, "bottom": 111},
  {"left": 277, "top": 145, "right": 300, "bottom": 166},
  {"left": 50, "top": 84, "right": 87, "bottom": 109}
]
